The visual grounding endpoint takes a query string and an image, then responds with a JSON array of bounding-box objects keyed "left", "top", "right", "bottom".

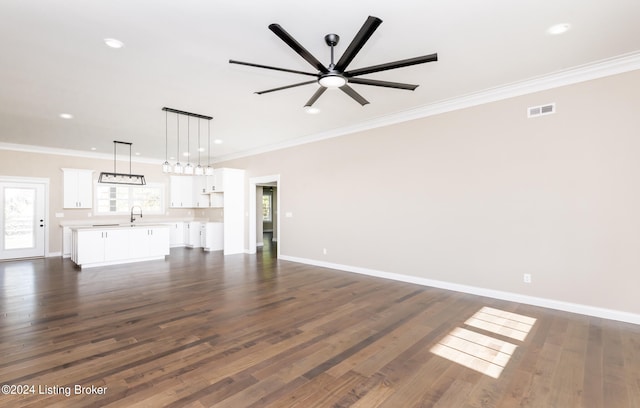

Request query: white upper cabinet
[
  {"left": 62, "top": 168, "right": 93, "bottom": 208},
  {"left": 169, "top": 176, "right": 194, "bottom": 208},
  {"left": 205, "top": 169, "right": 225, "bottom": 193},
  {"left": 170, "top": 176, "right": 211, "bottom": 208},
  {"left": 169, "top": 169, "right": 241, "bottom": 211},
  {"left": 192, "top": 176, "right": 209, "bottom": 208}
]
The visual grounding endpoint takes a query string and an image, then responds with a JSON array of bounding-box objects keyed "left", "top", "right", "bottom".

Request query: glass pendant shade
[
  {"left": 162, "top": 161, "right": 172, "bottom": 173},
  {"left": 195, "top": 165, "right": 204, "bottom": 175},
  {"left": 174, "top": 162, "right": 183, "bottom": 174},
  {"left": 184, "top": 163, "right": 194, "bottom": 175},
  {"left": 205, "top": 166, "right": 214, "bottom": 176}
]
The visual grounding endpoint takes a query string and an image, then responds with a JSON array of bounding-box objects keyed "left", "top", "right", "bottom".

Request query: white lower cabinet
[
  {"left": 149, "top": 227, "right": 170, "bottom": 257},
  {"left": 185, "top": 221, "right": 202, "bottom": 248},
  {"left": 202, "top": 222, "right": 223, "bottom": 251},
  {"left": 130, "top": 227, "right": 171, "bottom": 258},
  {"left": 168, "top": 222, "right": 185, "bottom": 247},
  {"left": 71, "top": 225, "right": 169, "bottom": 268},
  {"left": 62, "top": 227, "right": 72, "bottom": 258},
  {"left": 74, "top": 229, "right": 131, "bottom": 265}
]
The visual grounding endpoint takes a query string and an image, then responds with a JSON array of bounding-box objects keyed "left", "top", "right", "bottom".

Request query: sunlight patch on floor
[
  {"left": 465, "top": 306, "right": 536, "bottom": 341},
  {"left": 430, "top": 307, "right": 536, "bottom": 379}
]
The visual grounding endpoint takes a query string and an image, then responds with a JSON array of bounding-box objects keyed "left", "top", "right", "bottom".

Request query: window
[
  {"left": 262, "top": 193, "right": 272, "bottom": 222},
  {"left": 95, "top": 183, "right": 164, "bottom": 215}
]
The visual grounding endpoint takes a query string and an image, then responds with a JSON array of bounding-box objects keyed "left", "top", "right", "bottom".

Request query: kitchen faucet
[{"left": 130, "top": 206, "right": 143, "bottom": 223}]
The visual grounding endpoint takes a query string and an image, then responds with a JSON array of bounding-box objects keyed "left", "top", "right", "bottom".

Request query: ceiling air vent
[{"left": 528, "top": 103, "right": 555, "bottom": 118}]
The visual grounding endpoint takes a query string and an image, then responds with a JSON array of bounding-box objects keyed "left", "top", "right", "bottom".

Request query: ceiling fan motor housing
[{"left": 324, "top": 33, "right": 340, "bottom": 46}]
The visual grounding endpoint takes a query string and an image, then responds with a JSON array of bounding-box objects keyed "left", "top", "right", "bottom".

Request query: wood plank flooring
[{"left": 1, "top": 244, "right": 639, "bottom": 407}]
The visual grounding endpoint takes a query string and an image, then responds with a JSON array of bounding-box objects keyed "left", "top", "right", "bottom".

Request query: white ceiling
[{"left": 1, "top": 0, "right": 639, "bottom": 163}]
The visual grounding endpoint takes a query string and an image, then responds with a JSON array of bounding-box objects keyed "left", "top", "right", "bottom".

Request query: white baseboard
[
  {"left": 279, "top": 255, "right": 640, "bottom": 326},
  {"left": 47, "top": 251, "right": 62, "bottom": 258}
]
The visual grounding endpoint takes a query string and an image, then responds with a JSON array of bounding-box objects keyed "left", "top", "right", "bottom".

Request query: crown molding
[
  {"left": 216, "top": 50, "right": 640, "bottom": 163},
  {"left": 0, "top": 142, "right": 161, "bottom": 164},
  {"left": 3, "top": 51, "right": 639, "bottom": 164}
]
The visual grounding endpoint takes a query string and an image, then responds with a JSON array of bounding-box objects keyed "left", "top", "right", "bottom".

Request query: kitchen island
[{"left": 70, "top": 224, "right": 170, "bottom": 269}]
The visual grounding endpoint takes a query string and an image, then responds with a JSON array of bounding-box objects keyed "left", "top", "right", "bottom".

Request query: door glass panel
[{"left": 3, "top": 188, "right": 36, "bottom": 250}]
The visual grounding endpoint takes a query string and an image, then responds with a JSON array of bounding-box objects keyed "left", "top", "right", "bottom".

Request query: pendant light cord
[
  {"left": 176, "top": 114, "right": 180, "bottom": 162},
  {"left": 187, "top": 117, "right": 190, "bottom": 164}
]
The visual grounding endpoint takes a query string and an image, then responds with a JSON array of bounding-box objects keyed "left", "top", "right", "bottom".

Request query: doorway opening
[
  {"left": 249, "top": 175, "right": 280, "bottom": 258},
  {"left": 259, "top": 184, "right": 277, "bottom": 255}
]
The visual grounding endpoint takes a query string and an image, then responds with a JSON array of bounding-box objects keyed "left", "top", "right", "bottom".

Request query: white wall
[{"left": 218, "top": 69, "right": 640, "bottom": 320}]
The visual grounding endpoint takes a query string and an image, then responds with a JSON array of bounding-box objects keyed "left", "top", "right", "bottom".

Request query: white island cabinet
[
  {"left": 129, "top": 227, "right": 171, "bottom": 258},
  {"left": 71, "top": 225, "right": 170, "bottom": 268}
]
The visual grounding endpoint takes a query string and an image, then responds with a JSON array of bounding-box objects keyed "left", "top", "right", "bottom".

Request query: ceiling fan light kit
[
  {"left": 319, "top": 74, "right": 347, "bottom": 88},
  {"left": 229, "top": 15, "right": 438, "bottom": 108}
]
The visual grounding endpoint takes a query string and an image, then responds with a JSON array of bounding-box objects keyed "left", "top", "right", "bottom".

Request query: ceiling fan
[{"left": 229, "top": 16, "right": 438, "bottom": 107}]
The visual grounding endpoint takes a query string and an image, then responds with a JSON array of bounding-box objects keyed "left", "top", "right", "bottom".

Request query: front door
[{"left": 0, "top": 181, "right": 46, "bottom": 260}]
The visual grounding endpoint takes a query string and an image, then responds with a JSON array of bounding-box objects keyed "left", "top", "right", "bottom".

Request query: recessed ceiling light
[
  {"left": 547, "top": 23, "right": 571, "bottom": 35},
  {"left": 90, "top": 147, "right": 97, "bottom": 151},
  {"left": 183, "top": 152, "right": 190, "bottom": 157},
  {"left": 59, "top": 113, "right": 73, "bottom": 119},
  {"left": 213, "top": 139, "right": 223, "bottom": 145},
  {"left": 135, "top": 152, "right": 141, "bottom": 156},
  {"left": 104, "top": 38, "right": 124, "bottom": 49},
  {"left": 198, "top": 147, "right": 205, "bottom": 152},
  {"left": 304, "top": 106, "right": 320, "bottom": 114}
]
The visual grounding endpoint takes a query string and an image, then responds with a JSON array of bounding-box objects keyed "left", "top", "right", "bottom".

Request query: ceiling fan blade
[
  {"left": 346, "top": 53, "right": 438, "bottom": 77},
  {"left": 339, "top": 85, "right": 369, "bottom": 106},
  {"left": 229, "top": 60, "right": 319, "bottom": 78},
  {"left": 347, "top": 77, "right": 418, "bottom": 90},
  {"left": 335, "top": 16, "right": 383, "bottom": 72},
  {"left": 256, "top": 80, "right": 317, "bottom": 95},
  {"left": 304, "top": 87, "right": 327, "bottom": 107},
  {"left": 268, "top": 24, "right": 329, "bottom": 73}
]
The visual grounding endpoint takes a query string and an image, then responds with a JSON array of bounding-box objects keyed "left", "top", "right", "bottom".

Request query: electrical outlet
[{"left": 523, "top": 273, "right": 532, "bottom": 283}]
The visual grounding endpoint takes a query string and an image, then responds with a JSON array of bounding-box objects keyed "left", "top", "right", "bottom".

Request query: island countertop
[{"left": 69, "top": 223, "right": 171, "bottom": 231}]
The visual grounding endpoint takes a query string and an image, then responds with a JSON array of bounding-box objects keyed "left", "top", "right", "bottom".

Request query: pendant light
[
  {"left": 162, "top": 107, "right": 213, "bottom": 175},
  {"left": 195, "top": 118, "right": 204, "bottom": 175},
  {"left": 162, "top": 109, "right": 172, "bottom": 173},
  {"left": 184, "top": 116, "right": 194, "bottom": 175},
  {"left": 98, "top": 141, "right": 146, "bottom": 185},
  {"left": 205, "top": 119, "right": 214, "bottom": 176},
  {"left": 173, "top": 113, "right": 183, "bottom": 174}
]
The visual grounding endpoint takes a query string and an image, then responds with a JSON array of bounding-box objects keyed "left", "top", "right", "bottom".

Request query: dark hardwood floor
[{"left": 1, "top": 239, "right": 639, "bottom": 407}]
